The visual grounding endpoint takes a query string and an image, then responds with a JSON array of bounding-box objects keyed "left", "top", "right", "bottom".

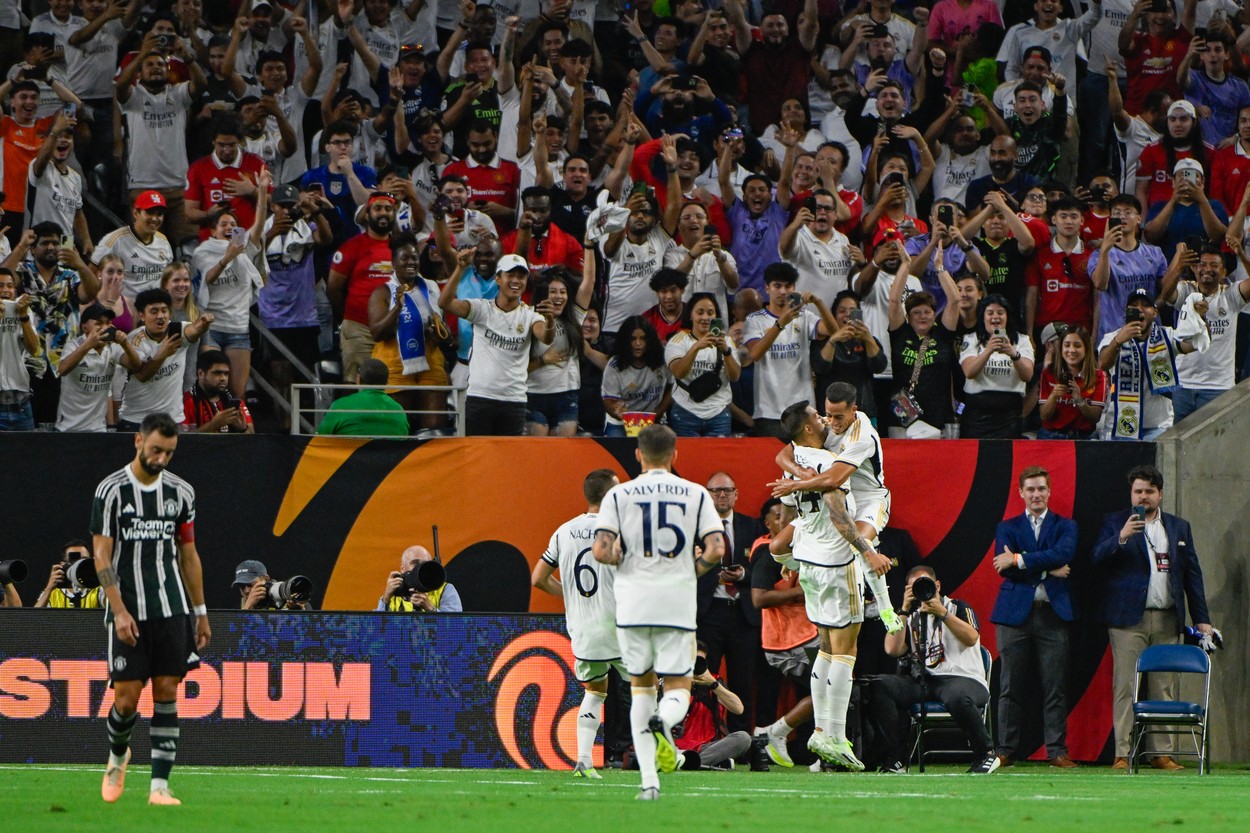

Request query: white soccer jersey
[
  {"left": 783, "top": 445, "right": 856, "bottom": 568},
  {"left": 542, "top": 512, "right": 620, "bottom": 661},
  {"left": 823, "top": 411, "right": 890, "bottom": 508},
  {"left": 116, "top": 329, "right": 191, "bottom": 424},
  {"left": 601, "top": 227, "right": 675, "bottom": 332},
  {"left": 596, "top": 470, "right": 722, "bottom": 631},
  {"left": 743, "top": 307, "right": 820, "bottom": 420},
  {"left": 56, "top": 339, "right": 123, "bottom": 433},
  {"left": 782, "top": 225, "right": 854, "bottom": 308},
  {"left": 92, "top": 227, "right": 174, "bottom": 298},
  {"left": 464, "top": 298, "right": 543, "bottom": 403}
]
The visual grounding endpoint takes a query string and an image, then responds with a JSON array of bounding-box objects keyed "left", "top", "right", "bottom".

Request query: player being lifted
[
  {"left": 592, "top": 425, "right": 725, "bottom": 801},
  {"left": 770, "top": 382, "right": 901, "bottom": 635},
  {"left": 92, "top": 413, "right": 211, "bottom": 806},
  {"left": 532, "top": 469, "right": 623, "bottom": 780},
  {"left": 770, "top": 402, "right": 876, "bottom": 772}
]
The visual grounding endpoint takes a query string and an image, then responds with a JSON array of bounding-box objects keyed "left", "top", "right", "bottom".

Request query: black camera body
[
  {"left": 693, "top": 655, "right": 708, "bottom": 677},
  {"left": 0, "top": 559, "right": 27, "bottom": 585},
  {"left": 266, "top": 576, "right": 313, "bottom": 607},
  {"left": 905, "top": 575, "right": 938, "bottom": 613},
  {"left": 401, "top": 561, "right": 445, "bottom": 595}
]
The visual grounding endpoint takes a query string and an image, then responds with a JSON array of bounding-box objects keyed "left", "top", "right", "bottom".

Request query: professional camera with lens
[
  {"left": 266, "top": 575, "right": 313, "bottom": 607},
  {"left": 401, "top": 561, "right": 445, "bottom": 595},
  {"left": 906, "top": 575, "right": 938, "bottom": 613},
  {"left": 0, "top": 559, "right": 28, "bottom": 585},
  {"left": 693, "top": 655, "right": 709, "bottom": 677},
  {"left": 65, "top": 558, "right": 99, "bottom": 593}
]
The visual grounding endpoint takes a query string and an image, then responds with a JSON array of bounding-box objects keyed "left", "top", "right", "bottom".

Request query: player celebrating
[
  {"left": 92, "top": 413, "right": 211, "bottom": 806},
  {"left": 771, "top": 383, "right": 900, "bottom": 634},
  {"left": 592, "top": 425, "right": 725, "bottom": 801},
  {"left": 532, "top": 468, "right": 623, "bottom": 780},
  {"left": 770, "top": 402, "right": 877, "bottom": 772}
]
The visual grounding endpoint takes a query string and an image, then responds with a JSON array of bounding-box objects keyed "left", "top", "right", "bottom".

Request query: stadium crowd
[{"left": 0, "top": 0, "right": 1248, "bottom": 439}]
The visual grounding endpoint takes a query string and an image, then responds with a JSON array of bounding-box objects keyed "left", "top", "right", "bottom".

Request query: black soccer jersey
[{"left": 90, "top": 466, "right": 196, "bottom": 623}]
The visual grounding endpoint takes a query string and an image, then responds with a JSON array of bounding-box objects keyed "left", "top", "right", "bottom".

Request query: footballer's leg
[
  {"left": 806, "top": 626, "right": 838, "bottom": 763},
  {"left": 103, "top": 679, "right": 142, "bottom": 803},
  {"left": 573, "top": 669, "right": 608, "bottom": 779},
  {"left": 764, "top": 696, "right": 813, "bottom": 767},
  {"left": 629, "top": 670, "right": 661, "bottom": 798},
  {"left": 825, "top": 622, "right": 863, "bottom": 771},
  {"left": 148, "top": 675, "right": 183, "bottom": 805},
  {"left": 651, "top": 630, "right": 695, "bottom": 775},
  {"left": 855, "top": 516, "right": 902, "bottom": 635}
]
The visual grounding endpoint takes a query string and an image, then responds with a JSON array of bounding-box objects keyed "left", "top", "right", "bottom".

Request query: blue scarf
[
  {"left": 1112, "top": 324, "right": 1180, "bottom": 440},
  {"left": 395, "top": 280, "right": 436, "bottom": 375}
]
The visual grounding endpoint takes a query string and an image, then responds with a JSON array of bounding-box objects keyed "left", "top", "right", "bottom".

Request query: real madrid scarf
[
  {"left": 1112, "top": 325, "right": 1180, "bottom": 440},
  {"left": 394, "top": 280, "right": 437, "bottom": 375}
]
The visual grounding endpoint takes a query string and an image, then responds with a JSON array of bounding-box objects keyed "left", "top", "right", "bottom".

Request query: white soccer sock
[
  {"left": 827, "top": 655, "right": 856, "bottom": 743},
  {"left": 577, "top": 690, "right": 606, "bottom": 767},
  {"left": 630, "top": 687, "right": 660, "bottom": 790},
  {"left": 150, "top": 777, "right": 168, "bottom": 793},
  {"left": 810, "top": 652, "right": 833, "bottom": 733},
  {"left": 769, "top": 717, "right": 794, "bottom": 738},
  {"left": 860, "top": 557, "right": 892, "bottom": 614},
  {"left": 656, "top": 687, "right": 691, "bottom": 733}
]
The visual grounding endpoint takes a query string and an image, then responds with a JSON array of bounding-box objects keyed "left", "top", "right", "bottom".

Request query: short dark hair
[
  {"left": 1109, "top": 193, "right": 1142, "bottom": 214},
  {"left": 323, "top": 119, "right": 357, "bottom": 145},
  {"left": 759, "top": 496, "right": 783, "bottom": 522},
  {"left": 212, "top": 115, "right": 245, "bottom": 140},
  {"left": 135, "top": 288, "right": 173, "bottom": 312},
  {"left": 763, "top": 262, "right": 798, "bottom": 287},
  {"left": 907, "top": 564, "right": 936, "bottom": 582},
  {"left": 467, "top": 118, "right": 498, "bottom": 136},
  {"left": 1049, "top": 196, "right": 1084, "bottom": 215},
  {"left": 357, "top": 358, "right": 390, "bottom": 386},
  {"left": 61, "top": 539, "right": 90, "bottom": 558},
  {"left": 1014, "top": 81, "right": 1044, "bottom": 97},
  {"left": 1018, "top": 465, "right": 1050, "bottom": 489},
  {"left": 649, "top": 267, "right": 688, "bottom": 292},
  {"left": 559, "top": 38, "right": 593, "bottom": 59},
  {"left": 464, "top": 40, "right": 494, "bottom": 59},
  {"left": 139, "top": 413, "right": 179, "bottom": 438},
  {"left": 256, "top": 50, "right": 287, "bottom": 70},
  {"left": 583, "top": 469, "right": 618, "bottom": 505},
  {"left": 636, "top": 424, "right": 677, "bottom": 463},
  {"left": 824, "top": 382, "right": 857, "bottom": 407},
  {"left": 780, "top": 401, "right": 813, "bottom": 441},
  {"left": 521, "top": 185, "right": 552, "bottom": 204},
  {"left": 390, "top": 231, "right": 420, "bottom": 256},
  {"left": 904, "top": 290, "right": 937, "bottom": 314},
  {"left": 30, "top": 221, "right": 64, "bottom": 241},
  {"left": 8, "top": 79, "right": 39, "bottom": 97},
  {"left": 1127, "top": 465, "right": 1164, "bottom": 491},
  {"left": 197, "top": 349, "right": 230, "bottom": 372},
  {"left": 742, "top": 173, "right": 773, "bottom": 192}
]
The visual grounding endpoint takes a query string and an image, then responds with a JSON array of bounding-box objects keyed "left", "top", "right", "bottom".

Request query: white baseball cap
[
  {"left": 1167, "top": 100, "right": 1197, "bottom": 120},
  {"left": 1173, "top": 157, "right": 1203, "bottom": 176},
  {"left": 496, "top": 254, "right": 530, "bottom": 273}
]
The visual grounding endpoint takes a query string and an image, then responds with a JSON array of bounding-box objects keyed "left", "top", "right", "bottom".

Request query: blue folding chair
[
  {"left": 1128, "top": 644, "right": 1211, "bottom": 774},
  {"left": 908, "top": 646, "right": 993, "bottom": 772}
]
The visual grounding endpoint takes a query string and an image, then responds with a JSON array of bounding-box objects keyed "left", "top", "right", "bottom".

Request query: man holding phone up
[
  {"left": 742, "top": 262, "right": 837, "bottom": 438},
  {"left": 779, "top": 189, "right": 855, "bottom": 308}
]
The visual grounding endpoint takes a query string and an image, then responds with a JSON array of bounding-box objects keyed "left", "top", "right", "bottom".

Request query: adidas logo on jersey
[{"left": 123, "top": 503, "right": 136, "bottom": 514}]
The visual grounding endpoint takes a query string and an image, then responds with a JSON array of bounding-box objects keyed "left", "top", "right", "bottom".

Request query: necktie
[{"left": 722, "top": 519, "right": 738, "bottom": 598}]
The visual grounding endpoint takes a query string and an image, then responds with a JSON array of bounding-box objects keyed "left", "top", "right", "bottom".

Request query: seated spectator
[
  {"left": 886, "top": 251, "right": 957, "bottom": 438},
  {"left": 666, "top": 201, "right": 738, "bottom": 317},
  {"left": 673, "top": 642, "right": 754, "bottom": 771},
  {"left": 665, "top": 292, "right": 740, "bottom": 437},
  {"left": 378, "top": 546, "right": 463, "bottom": 613},
  {"left": 526, "top": 263, "right": 596, "bottom": 437},
  {"left": 601, "top": 315, "right": 672, "bottom": 438},
  {"left": 641, "top": 268, "right": 689, "bottom": 344},
  {"left": 115, "top": 287, "right": 212, "bottom": 431},
  {"left": 182, "top": 349, "right": 254, "bottom": 435},
  {"left": 184, "top": 115, "right": 270, "bottom": 242},
  {"left": 316, "top": 357, "right": 409, "bottom": 437},
  {"left": 815, "top": 290, "right": 887, "bottom": 420},
  {"left": 439, "top": 254, "right": 557, "bottom": 437},
  {"left": 958, "top": 295, "right": 1035, "bottom": 439},
  {"left": 870, "top": 565, "right": 998, "bottom": 774},
  {"left": 1038, "top": 324, "right": 1107, "bottom": 440},
  {"left": 233, "top": 559, "right": 313, "bottom": 611},
  {"left": 301, "top": 120, "right": 379, "bottom": 229},
  {"left": 1143, "top": 159, "right": 1228, "bottom": 260},
  {"left": 33, "top": 540, "right": 103, "bottom": 609},
  {"left": 0, "top": 268, "right": 40, "bottom": 431},
  {"left": 56, "top": 302, "right": 140, "bottom": 433},
  {"left": 92, "top": 191, "right": 176, "bottom": 299},
  {"left": 367, "top": 232, "right": 452, "bottom": 432}
]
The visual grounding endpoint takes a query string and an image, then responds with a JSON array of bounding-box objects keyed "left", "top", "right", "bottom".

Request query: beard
[
  {"left": 989, "top": 161, "right": 1014, "bottom": 180},
  {"left": 138, "top": 451, "right": 166, "bottom": 477},
  {"left": 367, "top": 215, "right": 393, "bottom": 234}
]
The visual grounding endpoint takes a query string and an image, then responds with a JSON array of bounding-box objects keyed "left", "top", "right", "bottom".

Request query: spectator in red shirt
[
  {"left": 116, "top": 14, "right": 192, "bottom": 84},
  {"left": 1119, "top": 0, "right": 1194, "bottom": 116},
  {"left": 182, "top": 349, "right": 254, "bottom": 434},
  {"left": 1080, "top": 172, "right": 1118, "bottom": 246},
  {"left": 1208, "top": 104, "right": 1250, "bottom": 212},
  {"left": 327, "top": 192, "right": 397, "bottom": 383},
  {"left": 442, "top": 119, "right": 522, "bottom": 234},
  {"left": 1026, "top": 197, "right": 1094, "bottom": 339},
  {"left": 642, "top": 268, "right": 688, "bottom": 344},
  {"left": 672, "top": 643, "right": 753, "bottom": 770},
  {"left": 184, "top": 115, "right": 269, "bottom": 242},
  {"left": 725, "top": 0, "right": 820, "bottom": 135},
  {"left": 1134, "top": 100, "right": 1211, "bottom": 209},
  {"left": 1038, "top": 324, "right": 1107, "bottom": 440},
  {"left": 502, "top": 187, "right": 583, "bottom": 273}
]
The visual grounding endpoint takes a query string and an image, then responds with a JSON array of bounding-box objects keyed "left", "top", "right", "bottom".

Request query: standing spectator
[
  {"left": 8, "top": 221, "right": 99, "bottom": 370},
  {"left": 1108, "top": 63, "right": 1168, "bottom": 195},
  {"left": 600, "top": 188, "right": 679, "bottom": 338},
  {"left": 55, "top": 303, "right": 140, "bottom": 433},
  {"left": 725, "top": 0, "right": 819, "bottom": 135},
  {"left": 92, "top": 192, "right": 175, "bottom": 298},
  {"left": 116, "top": 32, "right": 206, "bottom": 247},
  {"left": 1038, "top": 324, "right": 1108, "bottom": 440},
  {"left": 0, "top": 269, "right": 39, "bottom": 431},
  {"left": 1092, "top": 465, "right": 1213, "bottom": 770},
  {"left": 720, "top": 166, "right": 791, "bottom": 295},
  {"left": 815, "top": 290, "right": 887, "bottom": 420},
  {"left": 301, "top": 121, "right": 379, "bottom": 229},
  {"left": 504, "top": 186, "right": 584, "bottom": 273},
  {"left": 925, "top": 107, "right": 991, "bottom": 207},
  {"left": 991, "top": 465, "right": 1079, "bottom": 769},
  {"left": 181, "top": 349, "right": 254, "bottom": 434},
  {"left": 184, "top": 116, "right": 270, "bottom": 242},
  {"left": 886, "top": 250, "right": 957, "bottom": 438},
  {"left": 338, "top": 0, "right": 435, "bottom": 108},
  {"left": 998, "top": 0, "right": 1102, "bottom": 87},
  {"left": 64, "top": 0, "right": 141, "bottom": 174},
  {"left": 641, "top": 268, "right": 688, "bottom": 344},
  {"left": 89, "top": 255, "right": 137, "bottom": 334},
  {"left": 1178, "top": 28, "right": 1250, "bottom": 148},
  {"left": 1164, "top": 246, "right": 1250, "bottom": 421},
  {"left": 995, "top": 79, "right": 1068, "bottom": 182},
  {"left": 1209, "top": 105, "right": 1250, "bottom": 214},
  {"left": 1134, "top": 100, "right": 1209, "bottom": 210},
  {"left": 1026, "top": 197, "right": 1094, "bottom": 337},
  {"left": 927, "top": 0, "right": 1004, "bottom": 50},
  {"left": 316, "top": 357, "right": 409, "bottom": 437},
  {"left": 439, "top": 254, "right": 558, "bottom": 436},
  {"left": 964, "top": 135, "right": 1043, "bottom": 214},
  {"left": 600, "top": 315, "right": 672, "bottom": 437},
  {"left": 526, "top": 263, "right": 596, "bottom": 437},
  {"left": 440, "top": 42, "right": 503, "bottom": 157},
  {"left": 743, "top": 262, "right": 836, "bottom": 438},
  {"left": 965, "top": 191, "right": 1037, "bottom": 314},
  {"left": 779, "top": 189, "right": 854, "bottom": 307},
  {"left": 114, "top": 288, "right": 212, "bottom": 430},
  {"left": 665, "top": 292, "right": 740, "bottom": 437},
  {"left": 327, "top": 192, "right": 398, "bottom": 383},
  {"left": 27, "top": 111, "right": 87, "bottom": 250},
  {"left": 666, "top": 201, "right": 739, "bottom": 318},
  {"left": 958, "top": 295, "right": 1035, "bottom": 439},
  {"left": 905, "top": 201, "right": 990, "bottom": 313},
  {"left": 1119, "top": 0, "right": 1195, "bottom": 117},
  {"left": 443, "top": 120, "right": 522, "bottom": 234},
  {"left": 0, "top": 79, "right": 68, "bottom": 243},
  {"left": 1089, "top": 194, "right": 1177, "bottom": 345},
  {"left": 1143, "top": 159, "right": 1228, "bottom": 259}
]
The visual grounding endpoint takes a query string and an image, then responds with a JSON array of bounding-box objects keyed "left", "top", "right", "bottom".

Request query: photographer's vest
[{"left": 385, "top": 583, "right": 446, "bottom": 612}]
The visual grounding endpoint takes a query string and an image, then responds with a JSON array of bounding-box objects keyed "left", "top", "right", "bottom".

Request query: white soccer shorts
[
  {"left": 574, "top": 657, "right": 630, "bottom": 683},
  {"left": 616, "top": 626, "right": 697, "bottom": 678},
  {"left": 853, "top": 495, "right": 890, "bottom": 538},
  {"left": 798, "top": 560, "right": 864, "bottom": 629}
]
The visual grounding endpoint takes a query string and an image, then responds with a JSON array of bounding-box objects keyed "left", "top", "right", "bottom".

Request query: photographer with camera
[
  {"left": 234, "top": 560, "right": 314, "bottom": 611},
  {"left": 33, "top": 540, "right": 103, "bottom": 609},
  {"left": 181, "top": 349, "right": 253, "bottom": 433},
  {"left": 0, "top": 557, "right": 25, "bottom": 606},
  {"left": 378, "top": 546, "right": 462, "bottom": 613},
  {"left": 870, "top": 565, "right": 998, "bottom": 774},
  {"left": 671, "top": 642, "right": 753, "bottom": 771}
]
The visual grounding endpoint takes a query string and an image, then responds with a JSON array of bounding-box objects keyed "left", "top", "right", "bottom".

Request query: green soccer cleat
[
  {"left": 649, "top": 715, "right": 684, "bottom": 774},
  {"left": 766, "top": 733, "right": 795, "bottom": 768},
  {"left": 572, "top": 762, "right": 602, "bottom": 780},
  {"left": 829, "top": 738, "right": 866, "bottom": 772},
  {"left": 806, "top": 730, "right": 838, "bottom": 763},
  {"left": 880, "top": 607, "right": 905, "bottom": 634}
]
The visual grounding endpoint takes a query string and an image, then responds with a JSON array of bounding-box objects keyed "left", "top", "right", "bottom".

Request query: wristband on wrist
[
  {"left": 959, "top": 243, "right": 973, "bottom": 252},
  {"left": 193, "top": 604, "right": 207, "bottom": 616}
]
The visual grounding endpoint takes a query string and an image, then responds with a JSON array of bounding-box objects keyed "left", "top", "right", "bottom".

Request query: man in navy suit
[
  {"left": 1092, "top": 465, "right": 1214, "bottom": 771},
  {"left": 991, "top": 466, "right": 1079, "bottom": 769}
]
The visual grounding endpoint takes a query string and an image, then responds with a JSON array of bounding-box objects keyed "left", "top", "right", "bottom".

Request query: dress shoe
[
  {"left": 1111, "top": 757, "right": 1128, "bottom": 770},
  {"left": 1050, "top": 754, "right": 1078, "bottom": 769},
  {"left": 1151, "top": 756, "right": 1184, "bottom": 771},
  {"left": 996, "top": 754, "right": 1014, "bottom": 768}
]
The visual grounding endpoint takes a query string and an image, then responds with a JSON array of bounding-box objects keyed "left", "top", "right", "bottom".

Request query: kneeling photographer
[
  {"left": 34, "top": 540, "right": 103, "bottom": 608},
  {"left": 234, "top": 560, "right": 315, "bottom": 611},
  {"left": 378, "top": 546, "right": 462, "bottom": 612},
  {"left": 869, "top": 566, "right": 998, "bottom": 775}
]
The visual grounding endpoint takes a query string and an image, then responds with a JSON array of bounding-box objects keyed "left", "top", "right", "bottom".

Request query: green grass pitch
[{"left": 3, "top": 763, "right": 1249, "bottom": 833}]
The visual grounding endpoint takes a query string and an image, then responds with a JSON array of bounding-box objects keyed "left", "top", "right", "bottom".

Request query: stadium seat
[
  {"left": 907, "top": 646, "right": 993, "bottom": 773},
  {"left": 1128, "top": 644, "right": 1211, "bottom": 774}
]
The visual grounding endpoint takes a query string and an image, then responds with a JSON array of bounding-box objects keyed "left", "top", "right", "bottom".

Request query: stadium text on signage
[{"left": 0, "top": 659, "right": 371, "bottom": 721}]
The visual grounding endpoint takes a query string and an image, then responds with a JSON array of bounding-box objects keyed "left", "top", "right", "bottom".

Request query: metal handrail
[{"left": 289, "top": 383, "right": 467, "bottom": 437}]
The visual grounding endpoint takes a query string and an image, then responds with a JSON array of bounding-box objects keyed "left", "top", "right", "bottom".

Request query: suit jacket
[
  {"left": 1090, "top": 511, "right": 1210, "bottom": 630},
  {"left": 991, "top": 511, "right": 1079, "bottom": 626},
  {"left": 697, "top": 511, "right": 765, "bottom": 627}
]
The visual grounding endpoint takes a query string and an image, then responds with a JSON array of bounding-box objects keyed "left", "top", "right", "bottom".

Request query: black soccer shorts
[{"left": 108, "top": 614, "right": 201, "bottom": 682}]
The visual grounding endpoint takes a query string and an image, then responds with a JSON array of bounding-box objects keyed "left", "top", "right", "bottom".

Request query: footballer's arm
[
  {"left": 694, "top": 531, "right": 725, "bottom": 576},
  {"left": 592, "top": 530, "right": 620, "bottom": 565},
  {"left": 769, "top": 458, "right": 856, "bottom": 496},
  {"left": 531, "top": 560, "right": 562, "bottom": 595},
  {"left": 94, "top": 534, "right": 138, "bottom": 645},
  {"left": 178, "top": 541, "right": 212, "bottom": 650}
]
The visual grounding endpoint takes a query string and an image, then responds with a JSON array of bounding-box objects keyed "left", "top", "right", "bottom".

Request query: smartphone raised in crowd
[
  {"left": 937, "top": 204, "right": 955, "bottom": 227},
  {"left": 230, "top": 226, "right": 247, "bottom": 246},
  {"left": 709, "top": 318, "right": 724, "bottom": 336}
]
